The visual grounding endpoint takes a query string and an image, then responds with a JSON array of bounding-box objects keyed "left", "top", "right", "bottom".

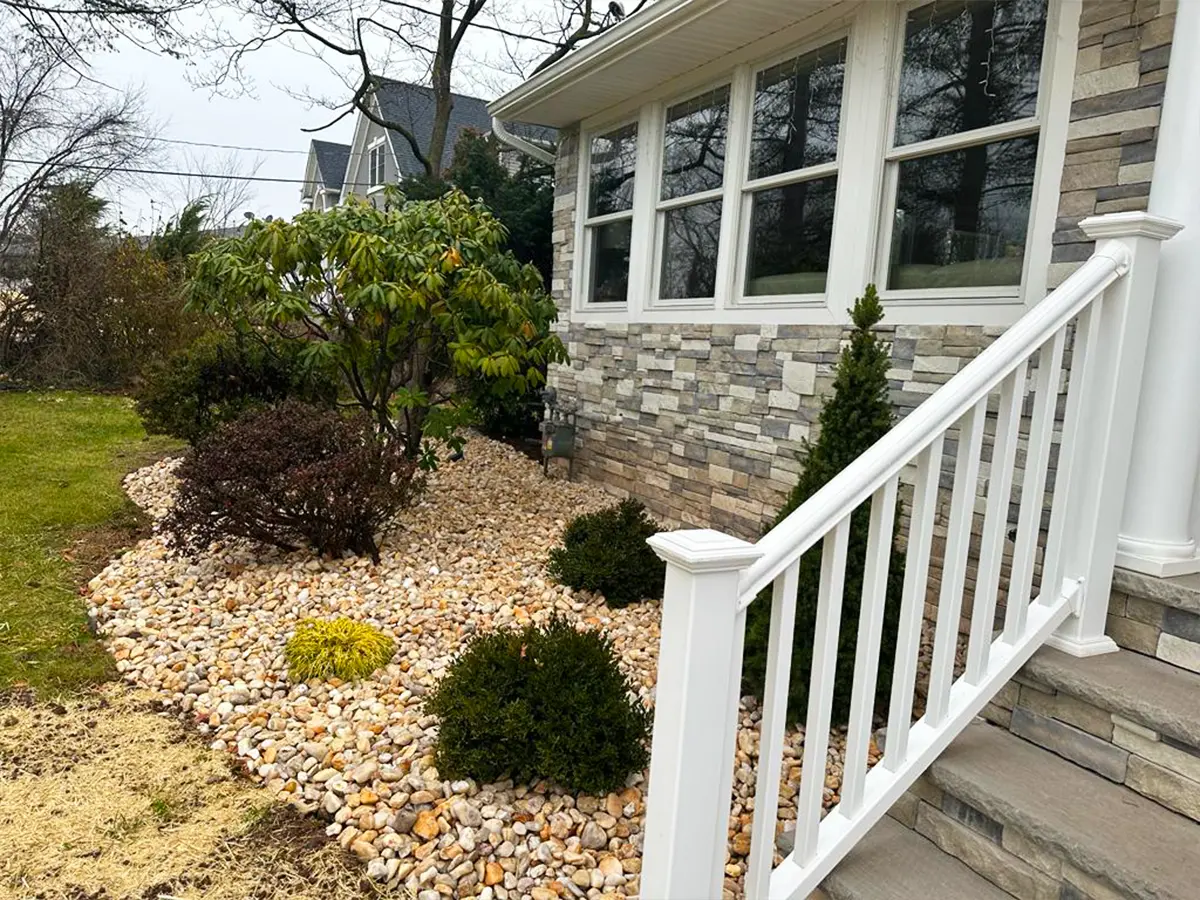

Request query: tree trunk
[{"left": 426, "top": 0, "right": 457, "bottom": 178}]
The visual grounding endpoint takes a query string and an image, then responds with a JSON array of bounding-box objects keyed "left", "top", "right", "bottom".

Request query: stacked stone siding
[
  {"left": 547, "top": 2, "right": 1175, "bottom": 542},
  {"left": 1051, "top": 0, "right": 1176, "bottom": 284}
]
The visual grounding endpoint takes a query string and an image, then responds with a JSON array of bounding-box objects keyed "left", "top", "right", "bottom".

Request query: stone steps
[
  {"left": 908, "top": 722, "right": 1200, "bottom": 900},
  {"left": 816, "top": 816, "right": 1011, "bottom": 900},
  {"left": 1107, "top": 569, "right": 1200, "bottom": 672},
  {"left": 982, "top": 645, "right": 1200, "bottom": 823}
]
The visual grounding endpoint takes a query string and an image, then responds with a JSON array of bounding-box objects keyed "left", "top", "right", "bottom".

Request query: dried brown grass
[{"left": 0, "top": 687, "right": 407, "bottom": 900}]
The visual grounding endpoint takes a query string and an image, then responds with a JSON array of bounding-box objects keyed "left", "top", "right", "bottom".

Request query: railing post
[
  {"left": 641, "top": 529, "right": 762, "bottom": 900},
  {"left": 1047, "top": 212, "right": 1182, "bottom": 657}
]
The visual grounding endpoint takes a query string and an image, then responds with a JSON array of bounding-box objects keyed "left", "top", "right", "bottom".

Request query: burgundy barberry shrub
[{"left": 165, "top": 400, "right": 422, "bottom": 561}]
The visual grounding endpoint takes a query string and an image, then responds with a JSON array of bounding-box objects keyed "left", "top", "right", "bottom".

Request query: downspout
[{"left": 492, "top": 116, "right": 556, "bottom": 165}]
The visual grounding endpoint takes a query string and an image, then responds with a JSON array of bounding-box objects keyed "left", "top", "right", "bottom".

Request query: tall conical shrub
[{"left": 742, "top": 285, "right": 905, "bottom": 725}]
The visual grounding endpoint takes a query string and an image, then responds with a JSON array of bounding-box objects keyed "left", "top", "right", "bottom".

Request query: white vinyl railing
[{"left": 640, "top": 212, "right": 1182, "bottom": 900}]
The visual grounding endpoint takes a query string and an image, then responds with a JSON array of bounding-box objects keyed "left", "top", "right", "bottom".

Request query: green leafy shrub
[
  {"left": 425, "top": 616, "right": 651, "bottom": 793},
  {"left": 165, "top": 400, "right": 423, "bottom": 562},
  {"left": 742, "top": 286, "right": 904, "bottom": 725},
  {"left": 135, "top": 332, "right": 339, "bottom": 445},
  {"left": 547, "top": 500, "right": 665, "bottom": 607},
  {"left": 285, "top": 618, "right": 394, "bottom": 681}
]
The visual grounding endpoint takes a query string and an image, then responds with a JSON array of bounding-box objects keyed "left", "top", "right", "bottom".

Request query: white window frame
[
  {"left": 367, "top": 138, "right": 387, "bottom": 192},
  {"left": 873, "top": 0, "right": 1070, "bottom": 308},
  {"left": 576, "top": 117, "right": 641, "bottom": 310},
  {"left": 729, "top": 29, "right": 853, "bottom": 311},
  {"left": 649, "top": 78, "right": 736, "bottom": 310},
  {"left": 568, "top": 0, "right": 1079, "bottom": 327}
]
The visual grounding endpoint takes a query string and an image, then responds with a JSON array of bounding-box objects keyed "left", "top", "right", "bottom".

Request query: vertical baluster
[
  {"left": 884, "top": 435, "right": 944, "bottom": 772},
  {"left": 1005, "top": 330, "right": 1067, "bottom": 642},
  {"left": 965, "top": 363, "right": 1027, "bottom": 685},
  {"left": 1041, "top": 302, "right": 1103, "bottom": 609},
  {"left": 840, "top": 477, "right": 899, "bottom": 817},
  {"left": 792, "top": 518, "right": 851, "bottom": 866},
  {"left": 927, "top": 399, "right": 986, "bottom": 727},
  {"left": 745, "top": 559, "right": 801, "bottom": 900}
]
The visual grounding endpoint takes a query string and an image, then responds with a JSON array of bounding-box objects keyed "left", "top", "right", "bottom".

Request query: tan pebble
[
  {"left": 412, "top": 810, "right": 440, "bottom": 841},
  {"left": 484, "top": 862, "right": 504, "bottom": 885}
]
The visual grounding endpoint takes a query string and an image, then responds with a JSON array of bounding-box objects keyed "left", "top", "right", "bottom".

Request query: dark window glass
[
  {"left": 589, "top": 219, "right": 632, "bottom": 303},
  {"left": 888, "top": 135, "right": 1038, "bottom": 289},
  {"left": 745, "top": 176, "right": 837, "bottom": 296},
  {"left": 750, "top": 40, "right": 846, "bottom": 180},
  {"left": 589, "top": 124, "right": 638, "bottom": 216},
  {"left": 661, "top": 87, "right": 731, "bottom": 200},
  {"left": 660, "top": 200, "right": 722, "bottom": 299},
  {"left": 896, "top": 0, "right": 1047, "bottom": 146}
]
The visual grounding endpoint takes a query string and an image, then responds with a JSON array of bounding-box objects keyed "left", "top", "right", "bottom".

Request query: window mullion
[
  {"left": 884, "top": 116, "right": 1041, "bottom": 163},
  {"left": 628, "top": 103, "right": 663, "bottom": 316},
  {"left": 713, "top": 63, "right": 753, "bottom": 309}
]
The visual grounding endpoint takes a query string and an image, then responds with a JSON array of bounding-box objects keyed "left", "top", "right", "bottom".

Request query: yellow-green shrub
[{"left": 285, "top": 618, "right": 394, "bottom": 682}]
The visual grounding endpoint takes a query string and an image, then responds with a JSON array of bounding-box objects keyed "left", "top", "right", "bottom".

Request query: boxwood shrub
[
  {"left": 425, "top": 616, "right": 651, "bottom": 794},
  {"left": 547, "top": 499, "right": 665, "bottom": 607}
]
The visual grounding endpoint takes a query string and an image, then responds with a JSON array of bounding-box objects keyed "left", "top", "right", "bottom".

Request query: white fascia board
[{"left": 487, "top": 0, "right": 726, "bottom": 125}]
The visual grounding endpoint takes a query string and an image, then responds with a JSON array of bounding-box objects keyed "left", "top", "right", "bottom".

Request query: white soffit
[{"left": 489, "top": 0, "right": 850, "bottom": 128}]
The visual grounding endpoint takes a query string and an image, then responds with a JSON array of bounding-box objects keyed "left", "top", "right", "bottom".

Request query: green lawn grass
[{"left": 0, "top": 391, "right": 181, "bottom": 697}]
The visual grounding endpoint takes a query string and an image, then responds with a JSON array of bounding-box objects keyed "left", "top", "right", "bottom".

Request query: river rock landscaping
[{"left": 86, "top": 436, "right": 878, "bottom": 900}]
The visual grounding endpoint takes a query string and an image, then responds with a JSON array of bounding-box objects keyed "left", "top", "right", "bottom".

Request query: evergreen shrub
[
  {"left": 547, "top": 499, "right": 665, "bottom": 607},
  {"left": 742, "top": 285, "right": 905, "bottom": 725},
  {"left": 136, "top": 332, "right": 339, "bottom": 445},
  {"left": 425, "top": 616, "right": 651, "bottom": 793}
]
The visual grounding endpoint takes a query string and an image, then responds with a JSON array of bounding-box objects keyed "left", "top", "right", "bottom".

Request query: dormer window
[{"left": 368, "top": 143, "right": 386, "bottom": 189}]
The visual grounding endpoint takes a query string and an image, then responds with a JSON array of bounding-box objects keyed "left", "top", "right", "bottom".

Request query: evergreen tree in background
[{"left": 743, "top": 285, "right": 905, "bottom": 725}]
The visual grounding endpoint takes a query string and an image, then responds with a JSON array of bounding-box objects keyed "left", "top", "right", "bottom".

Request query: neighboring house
[
  {"left": 334, "top": 78, "right": 556, "bottom": 208},
  {"left": 301, "top": 139, "right": 351, "bottom": 211},
  {"left": 491, "top": 2, "right": 1200, "bottom": 899}
]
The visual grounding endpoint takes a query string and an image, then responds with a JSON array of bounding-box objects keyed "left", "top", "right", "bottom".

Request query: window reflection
[
  {"left": 590, "top": 124, "right": 638, "bottom": 216},
  {"left": 661, "top": 87, "right": 731, "bottom": 200},
  {"left": 750, "top": 40, "right": 846, "bottom": 180},
  {"left": 889, "top": 136, "right": 1038, "bottom": 289},
  {"left": 896, "top": 0, "right": 1047, "bottom": 146},
  {"left": 590, "top": 219, "right": 633, "bottom": 303},
  {"left": 661, "top": 200, "right": 722, "bottom": 299},
  {"left": 746, "top": 176, "right": 837, "bottom": 296}
]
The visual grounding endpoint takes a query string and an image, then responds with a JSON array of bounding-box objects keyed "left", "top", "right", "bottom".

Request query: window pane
[
  {"left": 750, "top": 39, "right": 847, "bottom": 180},
  {"left": 589, "top": 124, "right": 638, "bottom": 216},
  {"left": 589, "top": 219, "right": 632, "bottom": 303},
  {"left": 660, "top": 200, "right": 722, "bottom": 299},
  {"left": 896, "top": 0, "right": 1047, "bottom": 146},
  {"left": 889, "top": 136, "right": 1038, "bottom": 290},
  {"left": 745, "top": 176, "right": 837, "bottom": 296},
  {"left": 661, "top": 86, "right": 731, "bottom": 200}
]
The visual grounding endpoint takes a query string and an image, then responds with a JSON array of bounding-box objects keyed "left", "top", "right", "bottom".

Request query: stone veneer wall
[{"left": 547, "top": 0, "right": 1176, "bottom": 541}]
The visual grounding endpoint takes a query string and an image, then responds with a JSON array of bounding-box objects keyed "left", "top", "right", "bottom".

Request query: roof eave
[{"left": 487, "top": 0, "right": 725, "bottom": 126}]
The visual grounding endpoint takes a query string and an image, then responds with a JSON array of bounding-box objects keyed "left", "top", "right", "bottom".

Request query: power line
[
  {"left": 4, "top": 157, "right": 386, "bottom": 189},
  {"left": 145, "top": 135, "right": 311, "bottom": 155}
]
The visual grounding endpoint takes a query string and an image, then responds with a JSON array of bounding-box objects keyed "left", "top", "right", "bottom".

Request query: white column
[
  {"left": 1048, "top": 212, "right": 1181, "bottom": 657},
  {"left": 1116, "top": 0, "right": 1200, "bottom": 578},
  {"left": 640, "top": 529, "right": 761, "bottom": 900}
]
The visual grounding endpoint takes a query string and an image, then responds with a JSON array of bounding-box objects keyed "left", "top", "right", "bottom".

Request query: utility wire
[
  {"left": 3, "top": 157, "right": 385, "bottom": 188},
  {"left": 145, "top": 135, "right": 311, "bottom": 154},
  {"left": 379, "top": 0, "right": 563, "bottom": 47}
]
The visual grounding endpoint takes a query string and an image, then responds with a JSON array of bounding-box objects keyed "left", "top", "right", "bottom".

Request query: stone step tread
[
  {"left": 1023, "top": 645, "right": 1200, "bottom": 747},
  {"left": 929, "top": 722, "right": 1200, "bottom": 900},
  {"left": 1113, "top": 568, "right": 1200, "bottom": 615},
  {"left": 821, "top": 816, "right": 1013, "bottom": 900}
]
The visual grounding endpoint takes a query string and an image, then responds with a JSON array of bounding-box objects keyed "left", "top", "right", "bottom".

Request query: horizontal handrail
[{"left": 738, "top": 248, "right": 1129, "bottom": 606}]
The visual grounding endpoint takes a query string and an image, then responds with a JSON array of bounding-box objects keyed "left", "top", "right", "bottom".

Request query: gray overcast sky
[{"left": 88, "top": 7, "right": 539, "bottom": 233}]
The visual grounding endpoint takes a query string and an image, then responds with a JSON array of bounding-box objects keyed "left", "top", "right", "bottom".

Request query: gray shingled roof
[
  {"left": 311, "top": 139, "right": 351, "bottom": 192},
  {"left": 373, "top": 79, "right": 556, "bottom": 176}
]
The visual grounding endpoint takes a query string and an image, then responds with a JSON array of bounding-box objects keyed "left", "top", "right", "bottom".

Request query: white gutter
[{"left": 491, "top": 116, "right": 556, "bottom": 165}]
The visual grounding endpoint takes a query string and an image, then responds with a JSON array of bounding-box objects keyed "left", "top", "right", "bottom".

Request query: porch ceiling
[{"left": 488, "top": 0, "right": 849, "bottom": 128}]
